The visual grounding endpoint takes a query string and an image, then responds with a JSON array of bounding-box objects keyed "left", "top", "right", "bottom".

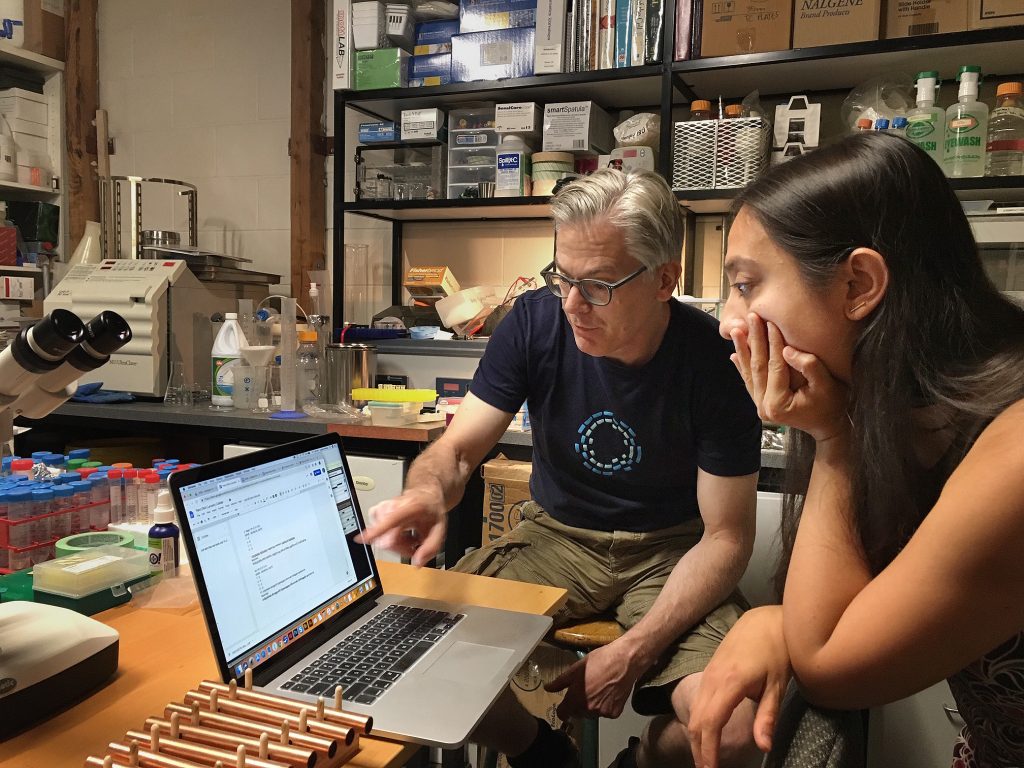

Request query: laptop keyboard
[{"left": 280, "top": 605, "right": 465, "bottom": 705}]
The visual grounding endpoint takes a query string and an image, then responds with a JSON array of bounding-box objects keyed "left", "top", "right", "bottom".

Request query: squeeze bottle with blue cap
[{"left": 148, "top": 489, "right": 180, "bottom": 576}]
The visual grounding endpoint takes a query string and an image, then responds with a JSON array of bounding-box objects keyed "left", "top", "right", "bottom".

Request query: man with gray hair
[{"left": 361, "top": 169, "right": 761, "bottom": 767}]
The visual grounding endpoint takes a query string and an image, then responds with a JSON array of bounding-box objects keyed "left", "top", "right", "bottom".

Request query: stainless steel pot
[{"left": 325, "top": 343, "right": 377, "bottom": 406}]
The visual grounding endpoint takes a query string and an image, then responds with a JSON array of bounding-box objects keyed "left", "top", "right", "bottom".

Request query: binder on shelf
[
  {"left": 629, "top": 0, "right": 647, "bottom": 66},
  {"left": 644, "top": 0, "right": 664, "bottom": 63},
  {"left": 615, "top": 0, "right": 632, "bottom": 67},
  {"left": 597, "top": 0, "right": 615, "bottom": 69},
  {"left": 535, "top": 0, "right": 567, "bottom": 73}
]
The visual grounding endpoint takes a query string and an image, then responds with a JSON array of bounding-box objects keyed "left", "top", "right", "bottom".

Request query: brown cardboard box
[
  {"left": 883, "top": 0, "right": 967, "bottom": 38},
  {"left": 481, "top": 455, "right": 532, "bottom": 544},
  {"left": 22, "top": 0, "right": 65, "bottom": 62},
  {"left": 699, "top": 0, "right": 793, "bottom": 57},
  {"left": 793, "top": 0, "right": 882, "bottom": 48},
  {"left": 496, "top": 643, "right": 582, "bottom": 768},
  {"left": 968, "top": 0, "right": 1024, "bottom": 29},
  {"left": 402, "top": 265, "right": 460, "bottom": 302}
]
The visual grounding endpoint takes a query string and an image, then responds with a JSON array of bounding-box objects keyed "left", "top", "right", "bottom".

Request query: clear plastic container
[
  {"left": 32, "top": 545, "right": 150, "bottom": 599},
  {"left": 367, "top": 401, "right": 421, "bottom": 426},
  {"left": 986, "top": 81, "right": 1024, "bottom": 177},
  {"left": 107, "top": 470, "right": 124, "bottom": 524},
  {"left": 69, "top": 481, "right": 93, "bottom": 533},
  {"left": 297, "top": 330, "right": 322, "bottom": 412},
  {"left": 51, "top": 484, "right": 74, "bottom": 539},
  {"left": 30, "top": 488, "right": 53, "bottom": 546}
]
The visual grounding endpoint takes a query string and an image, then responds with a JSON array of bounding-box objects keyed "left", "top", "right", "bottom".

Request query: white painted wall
[{"left": 98, "top": 0, "right": 296, "bottom": 293}]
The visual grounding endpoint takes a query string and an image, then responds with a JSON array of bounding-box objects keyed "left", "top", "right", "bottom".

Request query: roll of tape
[{"left": 55, "top": 531, "right": 136, "bottom": 558}]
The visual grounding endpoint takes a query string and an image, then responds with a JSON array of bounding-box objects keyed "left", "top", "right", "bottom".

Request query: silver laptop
[{"left": 170, "top": 433, "right": 552, "bottom": 748}]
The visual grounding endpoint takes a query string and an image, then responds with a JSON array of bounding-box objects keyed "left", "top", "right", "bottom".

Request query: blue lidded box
[
  {"left": 458, "top": 0, "right": 537, "bottom": 33},
  {"left": 414, "top": 19, "right": 459, "bottom": 54},
  {"left": 358, "top": 121, "right": 397, "bottom": 142},
  {"left": 451, "top": 27, "right": 535, "bottom": 83},
  {"left": 410, "top": 54, "right": 452, "bottom": 87}
]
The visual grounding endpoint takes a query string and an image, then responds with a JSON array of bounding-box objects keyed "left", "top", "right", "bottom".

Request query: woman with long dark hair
[{"left": 687, "top": 132, "right": 1024, "bottom": 767}]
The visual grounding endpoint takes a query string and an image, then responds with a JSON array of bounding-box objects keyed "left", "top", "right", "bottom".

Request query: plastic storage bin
[
  {"left": 368, "top": 401, "right": 422, "bottom": 426},
  {"left": 355, "top": 142, "right": 446, "bottom": 201},
  {"left": 32, "top": 545, "right": 151, "bottom": 614},
  {"left": 448, "top": 105, "right": 497, "bottom": 198}
]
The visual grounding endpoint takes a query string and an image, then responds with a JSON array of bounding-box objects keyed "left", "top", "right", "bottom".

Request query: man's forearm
[
  {"left": 620, "top": 533, "right": 750, "bottom": 668},
  {"left": 403, "top": 437, "right": 478, "bottom": 511}
]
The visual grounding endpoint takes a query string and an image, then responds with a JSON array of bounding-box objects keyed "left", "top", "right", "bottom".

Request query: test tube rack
[{"left": 84, "top": 670, "right": 368, "bottom": 768}]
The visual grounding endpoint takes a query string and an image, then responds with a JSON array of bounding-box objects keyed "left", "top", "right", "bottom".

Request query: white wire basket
[{"left": 672, "top": 117, "right": 770, "bottom": 191}]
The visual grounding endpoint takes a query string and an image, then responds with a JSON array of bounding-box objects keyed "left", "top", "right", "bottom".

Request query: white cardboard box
[
  {"left": 542, "top": 101, "right": 614, "bottom": 154},
  {"left": 534, "top": 0, "right": 566, "bottom": 73},
  {"left": 0, "top": 89, "right": 48, "bottom": 125},
  {"left": 331, "top": 0, "right": 354, "bottom": 90},
  {"left": 400, "top": 108, "right": 445, "bottom": 141},
  {"left": 495, "top": 102, "right": 542, "bottom": 135},
  {"left": 1, "top": 276, "right": 35, "bottom": 300}
]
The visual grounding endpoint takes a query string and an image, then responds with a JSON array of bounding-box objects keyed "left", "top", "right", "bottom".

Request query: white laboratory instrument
[
  {"left": 43, "top": 260, "right": 269, "bottom": 398},
  {"left": 0, "top": 595, "right": 120, "bottom": 739}
]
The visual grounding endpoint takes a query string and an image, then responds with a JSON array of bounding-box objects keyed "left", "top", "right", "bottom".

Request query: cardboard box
[
  {"left": 358, "top": 121, "right": 397, "bottom": 142},
  {"left": 331, "top": 0, "right": 354, "bottom": 89},
  {"left": 793, "top": 0, "right": 881, "bottom": 47},
  {"left": 22, "top": 0, "right": 64, "bottom": 61},
  {"left": 409, "top": 53, "right": 452, "bottom": 86},
  {"left": 459, "top": 0, "right": 538, "bottom": 32},
  {"left": 534, "top": 0, "right": 567, "bottom": 72},
  {"left": 883, "top": 0, "right": 967, "bottom": 38},
  {"left": 542, "top": 101, "right": 614, "bottom": 154},
  {"left": 0, "top": 88, "right": 48, "bottom": 125},
  {"left": 414, "top": 18, "right": 459, "bottom": 53},
  {"left": 968, "top": 0, "right": 1024, "bottom": 29},
  {"left": 495, "top": 102, "right": 543, "bottom": 136},
  {"left": 355, "top": 48, "right": 410, "bottom": 90},
  {"left": 481, "top": 455, "right": 532, "bottom": 543},
  {"left": 451, "top": 27, "right": 536, "bottom": 82},
  {"left": 1, "top": 275, "right": 35, "bottom": 300},
  {"left": 699, "top": 0, "right": 792, "bottom": 57},
  {"left": 401, "top": 108, "right": 446, "bottom": 140},
  {"left": 403, "top": 266, "right": 461, "bottom": 302}
]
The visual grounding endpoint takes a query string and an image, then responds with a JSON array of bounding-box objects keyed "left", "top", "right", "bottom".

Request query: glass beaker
[
  {"left": 344, "top": 243, "right": 370, "bottom": 326},
  {"left": 164, "top": 361, "right": 193, "bottom": 407}
]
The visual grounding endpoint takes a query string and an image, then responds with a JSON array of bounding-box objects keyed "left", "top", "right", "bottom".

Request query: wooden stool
[{"left": 481, "top": 619, "right": 624, "bottom": 768}]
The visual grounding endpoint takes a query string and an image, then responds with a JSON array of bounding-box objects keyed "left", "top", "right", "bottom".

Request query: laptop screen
[{"left": 176, "top": 440, "right": 378, "bottom": 677}]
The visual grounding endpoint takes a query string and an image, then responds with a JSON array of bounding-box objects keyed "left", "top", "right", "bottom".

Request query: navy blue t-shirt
[{"left": 470, "top": 289, "right": 761, "bottom": 532}]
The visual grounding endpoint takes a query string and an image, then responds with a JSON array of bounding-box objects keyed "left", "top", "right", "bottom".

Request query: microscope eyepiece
[
  {"left": 82, "top": 311, "right": 132, "bottom": 356},
  {"left": 30, "top": 309, "right": 86, "bottom": 358}
]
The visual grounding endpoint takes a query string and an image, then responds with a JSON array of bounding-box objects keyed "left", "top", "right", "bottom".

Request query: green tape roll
[{"left": 55, "top": 531, "right": 136, "bottom": 558}]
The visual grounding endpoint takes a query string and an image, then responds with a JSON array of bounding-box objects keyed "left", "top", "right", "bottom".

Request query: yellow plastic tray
[{"left": 351, "top": 388, "right": 437, "bottom": 402}]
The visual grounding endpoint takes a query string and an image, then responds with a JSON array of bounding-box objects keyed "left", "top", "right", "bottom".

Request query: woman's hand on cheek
[{"left": 730, "top": 313, "right": 848, "bottom": 443}]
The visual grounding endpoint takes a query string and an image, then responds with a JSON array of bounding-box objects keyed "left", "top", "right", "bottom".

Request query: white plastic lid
[
  {"left": 500, "top": 134, "right": 527, "bottom": 149},
  {"left": 152, "top": 489, "right": 176, "bottom": 525},
  {"left": 225, "top": 312, "right": 238, "bottom": 319}
]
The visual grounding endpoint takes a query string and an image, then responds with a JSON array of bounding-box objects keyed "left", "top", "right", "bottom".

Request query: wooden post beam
[
  {"left": 65, "top": 0, "right": 100, "bottom": 246},
  {"left": 290, "top": 0, "right": 328, "bottom": 298}
]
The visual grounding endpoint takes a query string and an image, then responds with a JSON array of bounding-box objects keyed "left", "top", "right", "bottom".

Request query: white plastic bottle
[
  {"left": 907, "top": 71, "right": 945, "bottom": 166},
  {"left": 985, "top": 81, "right": 1024, "bottom": 177},
  {"left": 495, "top": 135, "right": 532, "bottom": 198},
  {"left": 944, "top": 65, "right": 990, "bottom": 178},
  {"left": 211, "top": 312, "right": 249, "bottom": 407}
]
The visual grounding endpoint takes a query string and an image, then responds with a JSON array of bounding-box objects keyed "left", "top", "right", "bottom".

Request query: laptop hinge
[{"left": 252, "top": 595, "right": 381, "bottom": 686}]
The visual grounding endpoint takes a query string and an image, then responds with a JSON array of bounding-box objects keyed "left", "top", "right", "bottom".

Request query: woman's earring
[{"left": 848, "top": 301, "right": 867, "bottom": 318}]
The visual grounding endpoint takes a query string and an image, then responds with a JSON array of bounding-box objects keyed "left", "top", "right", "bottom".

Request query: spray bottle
[{"left": 148, "top": 489, "right": 180, "bottom": 577}]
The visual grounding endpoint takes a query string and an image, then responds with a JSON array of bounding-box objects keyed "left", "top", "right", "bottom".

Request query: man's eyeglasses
[{"left": 540, "top": 261, "right": 647, "bottom": 307}]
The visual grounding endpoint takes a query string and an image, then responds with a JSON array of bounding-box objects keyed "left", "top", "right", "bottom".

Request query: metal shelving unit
[{"left": 332, "top": 21, "right": 1024, "bottom": 324}]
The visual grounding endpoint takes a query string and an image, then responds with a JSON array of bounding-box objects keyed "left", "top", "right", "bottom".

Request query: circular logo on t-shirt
[{"left": 574, "top": 411, "right": 642, "bottom": 476}]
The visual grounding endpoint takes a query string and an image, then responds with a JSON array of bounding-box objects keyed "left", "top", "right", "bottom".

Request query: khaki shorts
[{"left": 453, "top": 501, "right": 748, "bottom": 715}]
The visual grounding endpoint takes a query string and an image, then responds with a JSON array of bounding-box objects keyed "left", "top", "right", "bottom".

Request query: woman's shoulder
[{"left": 965, "top": 398, "right": 1024, "bottom": 464}]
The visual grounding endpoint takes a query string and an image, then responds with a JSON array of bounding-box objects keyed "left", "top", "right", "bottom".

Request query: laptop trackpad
[{"left": 422, "top": 641, "right": 515, "bottom": 682}]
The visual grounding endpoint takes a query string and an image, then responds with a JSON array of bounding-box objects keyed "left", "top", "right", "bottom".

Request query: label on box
[
  {"left": 543, "top": 102, "right": 610, "bottom": 152},
  {"left": 456, "top": 133, "right": 490, "bottom": 145},
  {"left": 480, "top": 41, "right": 513, "bottom": 66},
  {"left": 63, "top": 554, "right": 122, "bottom": 575},
  {"left": 495, "top": 103, "right": 541, "bottom": 133},
  {"left": 401, "top": 108, "right": 444, "bottom": 140}
]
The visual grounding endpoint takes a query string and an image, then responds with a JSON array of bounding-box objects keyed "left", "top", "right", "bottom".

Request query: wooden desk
[{"left": 0, "top": 562, "right": 567, "bottom": 768}]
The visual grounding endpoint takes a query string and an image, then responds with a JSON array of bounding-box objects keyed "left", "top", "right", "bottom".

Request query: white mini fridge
[{"left": 222, "top": 445, "right": 407, "bottom": 563}]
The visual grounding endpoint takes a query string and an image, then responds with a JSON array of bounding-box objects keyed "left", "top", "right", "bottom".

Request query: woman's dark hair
[{"left": 732, "top": 132, "right": 1024, "bottom": 594}]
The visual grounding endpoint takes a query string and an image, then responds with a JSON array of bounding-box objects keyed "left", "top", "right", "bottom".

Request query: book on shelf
[
  {"left": 644, "top": 0, "right": 663, "bottom": 63},
  {"left": 629, "top": 0, "right": 647, "bottom": 66}
]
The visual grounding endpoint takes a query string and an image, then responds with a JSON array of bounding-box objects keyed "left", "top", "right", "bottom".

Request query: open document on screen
[{"left": 179, "top": 447, "right": 363, "bottom": 660}]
